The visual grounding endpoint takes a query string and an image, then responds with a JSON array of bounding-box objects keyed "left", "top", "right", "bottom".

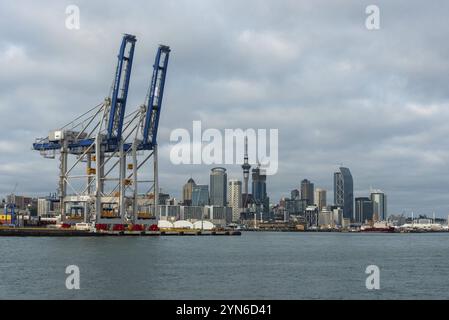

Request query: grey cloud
[{"left": 1, "top": 0, "right": 449, "bottom": 217}]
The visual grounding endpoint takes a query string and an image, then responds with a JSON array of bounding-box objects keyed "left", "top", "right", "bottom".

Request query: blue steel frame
[
  {"left": 107, "top": 34, "right": 136, "bottom": 145},
  {"left": 32, "top": 34, "right": 137, "bottom": 154},
  {"left": 32, "top": 38, "right": 171, "bottom": 155},
  {"left": 141, "top": 45, "right": 170, "bottom": 150}
]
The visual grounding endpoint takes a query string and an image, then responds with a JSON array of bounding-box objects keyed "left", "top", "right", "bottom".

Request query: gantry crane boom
[
  {"left": 107, "top": 34, "right": 136, "bottom": 147},
  {"left": 141, "top": 45, "right": 170, "bottom": 150},
  {"left": 32, "top": 34, "right": 137, "bottom": 154}
]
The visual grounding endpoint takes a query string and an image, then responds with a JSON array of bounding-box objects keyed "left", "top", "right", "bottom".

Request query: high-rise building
[
  {"left": 252, "top": 165, "right": 269, "bottom": 213},
  {"left": 291, "top": 189, "right": 300, "bottom": 200},
  {"left": 334, "top": 167, "right": 354, "bottom": 221},
  {"left": 182, "top": 178, "right": 196, "bottom": 206},
  {"left": 241, "top": 136, "right": 251, "bottom": 209},
  {"left": 228, "top": 179, "right": 242, "bottom": 222},
  {"left": 371, "top": 190, "right": 387, "bottom": 221},
  {"left": 210, "top": 167, "right": 227, "bottom": 206},
  {"left": 355, "top": 197, "right": 373, "bottom": 223},
  {"left": 300, "top": 179, "right": 314, "bottom": 205},
  {"left": 192, "top": 185, "right": 209, "bottom": 206},
  {"left": 315, "top": 188, "right": 327, "bottom": 211}
]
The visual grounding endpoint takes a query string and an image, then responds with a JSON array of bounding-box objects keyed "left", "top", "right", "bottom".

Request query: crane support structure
[{"left": 32, "top": 35, "right": 171, "bottom": 229}]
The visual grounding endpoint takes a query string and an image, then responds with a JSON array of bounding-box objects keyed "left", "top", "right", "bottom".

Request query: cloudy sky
[{"left": 1, "top": 0, "right": 449, "bottom": 217}]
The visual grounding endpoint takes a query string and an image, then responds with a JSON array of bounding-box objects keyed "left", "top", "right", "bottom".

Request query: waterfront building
[
  {"left": 371, "top": 190, "right": 387, "bottom": 221},
  {"left": 332, "top": 206, "right": 344, "bottom": 226},
  {"left": 207, "top": 205, "right": 233, "bottom": 226},
  {"left": 318, "top": 208, "right": 333, "bottom": 228},
  {"left": 355, "top": 197, "right": 373, "bottom": 223},
  {"left": 305, "top": 205, "right": 319, "bottom": 228},
  {"left": 158, "top": 205, "right": 182, "bottom": 221},
  {"left": 37, "top": 198, "right": 51, "bottom": 217},
  {"left": 183, "top": 206, "right": 209, "bottom": 220}
]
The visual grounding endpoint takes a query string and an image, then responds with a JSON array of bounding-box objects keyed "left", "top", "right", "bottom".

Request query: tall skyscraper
[
  {"left": 252, "top": 165, "right": 269, "bottom": 213},
  {"left": 182, "top": 178, "right": 196, "bottom": 206},
  {"left": 210, "top": 167, "right": 227, "bottom": 206},
  {"left": 371, "top": 190, "right": 387, "bottom": 221},
  {"left": 241, "top": 136, "right": 251, "bottom": 209},
  {"left": 300, "top": 179, "right": 314, "bottom": 205},
  {"left": 355, "top": 197, "right": 373, "bottom": 223},
  {"left": 228, "top": 179, "right": 242, "bottom": 222},
  {"left": 334, "top": 167, "right": 354, "bottom": 221},
  {"left": 315, "top": 188, "right": 327, "bottom": 211},
  {"left": 192, "top": 185, "right": 209, "bottom": 206}
]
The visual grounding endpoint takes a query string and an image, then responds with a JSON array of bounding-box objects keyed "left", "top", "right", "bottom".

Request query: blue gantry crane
[
  {"left": 141, "top": 45, "right": 170, "bottom": 150},
  {"left": 32, "top": 35, "right": 170, "bottom": 228}
]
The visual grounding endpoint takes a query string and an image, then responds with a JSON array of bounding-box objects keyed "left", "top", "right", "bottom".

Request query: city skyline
[
  {"left": 0, "top": 162, "right": 439, "bottom": 218},
  {"left": 1, "top": 1, "right": 449, "bottom": 217}
]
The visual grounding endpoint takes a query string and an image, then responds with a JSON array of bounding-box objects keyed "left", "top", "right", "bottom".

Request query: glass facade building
[
  {"left": 355, "top": 197, "right": 373, "bottom": 223},
  {"left": 252, "top": 166, "right": 269, "bottom": 213},
  {"left": 210, "top": 167, "right": 227, "bottom": 206},
  {"left": 334, "top": 167, "right": 354, "bottom": 221},
  {"left": 192, "top": 185, "right": 209, "bottom": 206},
  {"left": 371, "top": 191, "right": 387, "bottom": 221}
]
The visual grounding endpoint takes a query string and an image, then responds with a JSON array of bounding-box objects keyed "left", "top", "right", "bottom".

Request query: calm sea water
[{"left": 0, "top": 232, "right": 448, "bottom": 300}]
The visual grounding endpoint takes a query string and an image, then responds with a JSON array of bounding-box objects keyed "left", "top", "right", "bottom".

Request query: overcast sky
[{"left": 1, "top": 0, "right": 449, "bottom": 217}]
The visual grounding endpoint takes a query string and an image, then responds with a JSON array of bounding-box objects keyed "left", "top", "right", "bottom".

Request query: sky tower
[{"left": 241, "top": 136, "right": 251, "bottom": 208}]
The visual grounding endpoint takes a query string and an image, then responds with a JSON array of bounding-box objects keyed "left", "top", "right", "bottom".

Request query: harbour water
[{"left": 0, "top": 232, "right": 448, "bottom": 299}]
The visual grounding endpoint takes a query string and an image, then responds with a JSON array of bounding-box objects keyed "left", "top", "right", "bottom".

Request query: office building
[
  {"left": 315, "top": 188, "right": 327, "bottom": 211},
  {"left": 318, "top": 208, "right": 333, "bottom": 227},
  {"left": 371, "top": 190, "right": 387, "bottom": 221},
  {"left": 252, "top": 166, "right": 269, "bottom": 213},
  {"left": 228, "top": 179, "right": 242, "bottom": 222},
  {"left": 192, "top": 185, "right": 209, "bottom": 206},
  {"left": 300, "top": 179, "right": 314, "bottom": 205},
  {"left": 355, "top": 197, "right": 373, "bottom": 223},
  {"left": 305, "top": 205, "right": 319, "bottom": 228},
  {"left": 334, "top": 167, "right": 354, "bottom": 221},
  {"left": 285, "top": 198, "right": 307, "bottom": 215},
  {"left": 182, "top": 178, "right": 196, "bottom": 206},
  {"left": 210, "top": 167, "right": 227, "bottom": 206},
  {"left": 332, "top": 207, "right": 344, "bottom": 226},
  {"left": 291, "top": 189, "right": 300, "bottom": 200}
]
